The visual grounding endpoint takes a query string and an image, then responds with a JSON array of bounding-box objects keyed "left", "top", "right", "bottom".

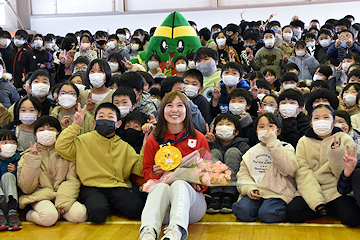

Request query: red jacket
[{"left": 143, "top": 129, "right": 210, "bottom": 182}]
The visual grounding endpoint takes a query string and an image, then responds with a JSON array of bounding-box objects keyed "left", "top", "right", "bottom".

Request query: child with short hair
[
  {"left": 74, "top": 34, "right": 97, "bottom": 63},
  {"left": 205, "top": 113, "right": 250, "bottom": 213},
  {"left": 0, "top": 130, "right": 21, "bottom": 230},
  {"left": 327, "top": 29, "right": 360, "bottom": 62},
  {"left": 18, "top": 116, "right": 87, "bottom": 227},
  {"left": 256, "top": 80, "right": 272, "bottom": 102},
  {"left": 278, "top": 89, "right": 310, "bottom": 148},
  {"left": 232, "top": 113, "right": 298, "bottom": 223},
  {"left": 288, "top": 41, "right": 320, "bottom": 81},
  {"left": 51, "top": 82, "right": 94, "bottom": 134},
  {"left": 313, "top": 65, "right": 337, "bottom": 94},
  {"left": 314, "top": 29, "right": 332, "bottom": 64},
  {"left": 184, "top": 69, "right": 212, "bottom": 124},
  {"left": 69, "top": 72, "right": 87, "bottom": 92},
  {"left": 304, "top": 33, "right": 317, "bottom": 56},
  {"left": 339, "top": 83, "right": 360, "bottom": 116},
  {"left": 147, "top": 54, "right": 166, "bottom": 79},
  {"left": 305, "top": 88, "right": 339, "bottom": 115},
  {"left": 280, "top": 25, "right": 295, "bottom": 58},
  {"left": 105, "top": 34, "right": 130, "bottom": 61},
  {"left": 348, "top": 68, "right": 360, "bottom": 84},
  {"left": 257, "top": 94, "right": 279, "bottom": 115},
  {"left": 56, "top": 103, "right": 146, "bottom": 223},
  {"left": 281, "top": 72, "right": 299, "bottom": 90},
  {"left": 112, "top": 86, "right": 137, "bottom": 118},
  {"left": 149, "top": 88, "right": 161, "bottom": 109},
  {"left": 165, "top": 56, "right": 189, "bottom": 78}
]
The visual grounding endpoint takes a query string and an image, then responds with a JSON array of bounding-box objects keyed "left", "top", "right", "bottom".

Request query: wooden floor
[{"left": 0, "top": 213, "right": 359, "bottom": 240}]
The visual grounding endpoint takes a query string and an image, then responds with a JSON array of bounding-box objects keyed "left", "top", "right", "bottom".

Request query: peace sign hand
[
  {"left": 86, "top": 91, "right": 95, "bottom": 112},
  {"left": 212, "top": 81, "right": 221, "bottom": 101},
  {"left": 332, "top": 135, "right": 342, "bottom": 149},
  {"left": 121, "top": 57, "right": 133, "bottom": 70},
  {"left": 257, "top": 102, "right": 266, "bottom": 116},
  {"left": 147, "top": 113, "right": 157, "bottom": 125},
  {"left": 74, "top": 103, "right": 87, "bottom": 127},
  {"left": 166, "top": 56, "right": 173, "bottom": 69},
  {"left": 250, "top": 80, "right": 258, "bottom": 100},
  {"left": 205, "top": 124, "right": 215, "bottom": 143},
  {"left": 29, "top": 142, "right": 38, "bottom": 156},
  {"left": 343, "top": 145, "right": 357, "bottom": 177}
]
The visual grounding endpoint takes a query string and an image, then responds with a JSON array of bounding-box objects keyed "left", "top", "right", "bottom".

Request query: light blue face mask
[
  {"left": 341, "top": 39, "right": 352, "bottom": 48},
  {"left": 54, "top": 45, "right": 59, "bottom": 51},
  {"left": 272, "top": 28, "right": 278, "bottom": 34}
]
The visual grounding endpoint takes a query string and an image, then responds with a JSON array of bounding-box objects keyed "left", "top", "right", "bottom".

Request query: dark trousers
[
  {"left": 79, "top": 185, "right": 145, "bottom": 223},
  {"left": 351, "top": 168, "right": 360, "bottom": 208},
  {"left": 287, "top": 195, "right": 360, "bottom": 227}
]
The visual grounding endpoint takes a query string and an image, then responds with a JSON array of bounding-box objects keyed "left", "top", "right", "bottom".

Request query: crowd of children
[{"left": 0, "top": 11, "right": 358, "bottom": 240}]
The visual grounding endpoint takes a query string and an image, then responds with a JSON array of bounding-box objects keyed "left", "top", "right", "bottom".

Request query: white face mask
[
  {"left": 184, "top": 85, "right": 199, "bottom": 98},
  {"left": 296, "top": 50, "right": 306, "bottom": 57},
  {"left": 117, "top": 34, "right": 126, "bottom": 42},
  {"left": 283, "top": 83, "right": 297, "bottom": 90},
  {"left": 74, "top": 84, "right": 86, "bottom": 92},
  {"left": 279, "top": 104, "right": 298, "bottom": 117},
  {"left": 107, "top": 41, "right": 116, "bottom": 50},
  {"left": 293, "top": 28, "right": 301, "bottom": 37},
  {"left": 313, "top": 74, "right": 325, "bottom": 81},
  {"left": 131, "top": 44, "right": 139, "bottom": 51},
  {"left": 215, "top": 125, "right": 235, "bottom": 141},
  {"left": 334, "top": 123, "right": 344, "bottom": 129},
  {"left": 108, "top": 62, "right": 119, "bottom": 72},
  {"left": 148, "top": 61, "right": 160, "bottom": 70},
  {"left": 81, "top": 43, "right": 90, "bottom": 49},
  {"left": 312, "top": 120, "right": 333, "bottom": 136},
  {"left": 258, "top": 94, "right": 266, "bottom": 101},
  {"left": 306, "top": 41, "right": 316, "bottom": 48},
  {"left": 342, "top": 62, "right": 351, "bottom": 72},
  {"left": 44, "top": 43, "right": 52, "bottom": 49},
  {"left": 89, "top": 73, "right": 105, "bottom": 88},
  {"left": 126, "top": 33, "right": 131, "bottom": 40},
  {"left": 19, "top": 113, "right": 37, "bottom": 125},
  {"left": 31, "top": 83, "right": 50, "bottom": 97},
  {"left": 188, "top": 61, "right": 196, "bottom": 69},
  {"left": 216, "top": 38, "right": 226, "bottom": 47},
  {"left": 257, "top": 130, "right": 268, "bottom": 142},
  {"left": 264, "top": 106, "right": 276, "bottom": 114},
  {"left": 319, "top": 39, "right": 331, "bottom": 48},
  {"left": 222, "top": 75, "right": 239, "bottom": 87},
  {"left": 0, "top": 38, "right": 11, "bottom": 48},
  {"left": 229, "top": 103, "right": 246, "bottom": 115},
  {"left": 58, "top": 94, "right": 77, "bottom": 109},
  {"left": 0, "top": 144, "right": 17, "bottom": 159},
  {"left": 118, "top": 106, "right": 131, "bottom": 118},
  {"left": 36, "top": 130, "right": 57, "bottom": 146},
  {"left": 76, "top": 37, "right": 81, "bottom": 43},
  {"left": 175, "top": 64, "right": 187, "bottom": 73},
  {"left": 264, "top": 38, "right": 275, "bottom": 48},
  {"left": 344, "top": 94, "right": 357, "bottom": 107},
  {"left": 196, "top": 60, "right": 216, "bottom": 77},
  {"left": 283, "top": 33, "right": 292, "bottom": 41},
  {"left": 14, "top": 39, "right": 24, "bottom": 47},
  {"left": 34, "top": 40, "right": 43, "bottom": 48}
]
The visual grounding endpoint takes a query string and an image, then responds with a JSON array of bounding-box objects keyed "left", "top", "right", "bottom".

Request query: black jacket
[
  {"left": 13, "top": 44, "right": 37, "bottom": 88},
  {"left": 278, "top": 112, "right": 311, "bottom": 148}
]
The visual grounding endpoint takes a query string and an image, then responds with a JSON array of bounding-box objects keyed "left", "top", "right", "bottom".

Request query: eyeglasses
[
  {"left": 74, "top": 66, "right": 87, "bottom": 72},
  {"left": 59, "top": 91, "right": 77, "bottom": 96}
]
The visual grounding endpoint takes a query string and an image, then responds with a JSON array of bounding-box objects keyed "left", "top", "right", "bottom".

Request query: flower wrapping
[{"left": 142, "top": 148, "right": 234, "bottom": 192}]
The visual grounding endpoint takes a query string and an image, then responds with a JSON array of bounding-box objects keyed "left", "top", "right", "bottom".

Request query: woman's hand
[{"left": 152, "top": 165, "right": 164, "bottom": 176}]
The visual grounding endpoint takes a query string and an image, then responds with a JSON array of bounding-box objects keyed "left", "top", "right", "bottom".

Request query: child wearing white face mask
[
  {"left": 288, "top": 41, "right": 319, "bottom": 81},
  {"left": 50, "top": 83, "right": 94, "bottom": 135},
  {"left": 17, "top": 116, "right": 87, "bottom": 227},
  {"left": 164, "top": 56, "right": 189, "bottom": 78},
  {"left": 214, "top": 31, "right": 240, "bottom": 64},
  {"left": 0, "top": 130, "right": 22, "bottom": 230},
  {"left": 277, "top": 89, "right": 310, "bottom": 148},
  {"left": 339, "top": 83, "right": 360, "bottom": 116},
  {"left": 147, "top": 54, "right": 166, "bottom": 79},
  {"left": 233, "top": 113, "right": 298, "bottom": 223},
  {"left": 287, "top": 104, "right": 360, "bottom": 227},
  {"left": 112, "top": 87, "right": 137, "bottom": 119},
  {"left": 107, "top": 52, "right": 126, "bottom": 77},
  {"left": 280, "top": 72, "right": 299, "bottom": 91},
  {"left": 3, "top": 96, "right": 41, "bottom": 152},
  {"left": 80, "top": 59, "right": 115, "bottom": 117},
  {"left": 205, "top": 113, "right": 250, "bottom": 213},
  {"left": 74, "top": 35, "right": 97, "bottom": 63},
  {"left": 314, "top": 29, "right": 332, "bottom": 64}
]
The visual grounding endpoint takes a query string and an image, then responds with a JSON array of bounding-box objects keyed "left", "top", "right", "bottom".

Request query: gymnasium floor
[{"left": 0, "top": 213, "right": 359, "bottom": 240}]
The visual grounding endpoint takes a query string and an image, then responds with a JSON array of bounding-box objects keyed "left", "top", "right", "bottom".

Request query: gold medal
[{"left": 155, "top": 143, "right": 182, "bottom": 171}]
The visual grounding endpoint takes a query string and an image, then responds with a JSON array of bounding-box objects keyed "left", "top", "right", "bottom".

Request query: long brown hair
[{"left": 155, "top": 92, "right": 197, "bottom": 141}]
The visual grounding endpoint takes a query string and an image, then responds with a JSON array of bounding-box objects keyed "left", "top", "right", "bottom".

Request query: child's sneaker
[
  {"left": 161, "top": 224, "right": 182, "bottom": 240},
  {"left": 0, "top": 210, "right": 7, "bottom": 231},
  {"left": 219, "top": 196, "right": 233, "bottom": 213},
  {"left": 7, "top": 210, "right": 22, "bottom": 231},
  {"left": 139, "top": 226, "right": 156, "bottom": 240},
  {"left": 207, "top": 195, "right": 222, "bottom": 213}
]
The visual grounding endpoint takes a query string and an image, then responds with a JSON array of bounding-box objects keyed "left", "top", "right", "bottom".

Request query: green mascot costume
[{"left": 130, "top": 11, "right": 202, "bottom": 75}]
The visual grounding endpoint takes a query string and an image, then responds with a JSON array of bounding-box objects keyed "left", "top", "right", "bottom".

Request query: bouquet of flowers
[{"left": 142, "top": 148, "right": 233, "bottom": 192}]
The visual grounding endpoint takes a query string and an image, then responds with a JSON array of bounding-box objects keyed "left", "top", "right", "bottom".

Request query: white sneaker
[
  {"left": 139, "top": 226, "right": 157, "bottom": 240},
  {"left": 161, "top": 224, "right": 182, "bottom": 240}
]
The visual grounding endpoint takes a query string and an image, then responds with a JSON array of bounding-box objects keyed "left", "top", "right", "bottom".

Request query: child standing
[
  {"left": 232, "top": 113, "right": 298, "bottom": 223},
  {"left": 205, "top": 113, "right": 250, "bottom": 213},
  {"left": 0, "top": 130, "right": 21, "bottom": 230}
]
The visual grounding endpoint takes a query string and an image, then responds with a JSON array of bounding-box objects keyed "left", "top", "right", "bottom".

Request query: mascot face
[{"left": 143, "top": 12, "right": 202, "bottom": 64}]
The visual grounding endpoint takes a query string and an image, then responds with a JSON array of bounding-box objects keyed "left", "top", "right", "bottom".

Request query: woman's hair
[
  {"left": 108, "top": 52, "right": 126, "bottom": 73},
  {"left": 85, "top": 59, "right": 112, "bottom": 88},
  {"left": 254, "top": 113, "right": 282, "bottom": 130},
  {"left": 310, "top": 104, "right": 335, "bottom": 120},
  {"left": 335, "top": 110, "right": 351, "bottom": 129},
  {"left": 58, "top": 82, "right": 80, "bottom": 98},
  {"left": 34, "top": 115, "right": 62, "bottom": 133},
  {"left": 155, "top": 92, "right": 196, "bottom": 141},
  {"left": 14, "top": 96, "right": 42, "bottom": 121},
  {"left": 305, "top": 88, "right": 339, "bottom": 114},
  {"left": 0, "top": 129, "right": 17, "bottom": 143}
]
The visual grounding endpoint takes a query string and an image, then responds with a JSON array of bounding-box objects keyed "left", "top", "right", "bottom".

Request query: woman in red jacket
[{"left": 140, "top": 91, "right": 210, "bottom": 240}]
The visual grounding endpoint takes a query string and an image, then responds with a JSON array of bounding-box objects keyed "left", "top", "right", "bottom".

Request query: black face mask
[
  {"left": 96, "top": 40, "right": 106, "bottom": 46},
  {"left": 122, "top": 128, "right": 143, "bottom": 146},
  {"left": 96, "top": 119, "right": 116, "bottom": 137}
]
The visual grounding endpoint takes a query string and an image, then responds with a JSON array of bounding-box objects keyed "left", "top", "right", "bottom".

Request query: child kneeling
[
  {"left": 232, "top": 113, "right": 298, "bottom": 223},
  {"left": 17, "top": 116, "right": 87, "bottom": 227}
]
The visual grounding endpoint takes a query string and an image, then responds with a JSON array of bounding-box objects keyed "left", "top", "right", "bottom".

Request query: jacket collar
[{"left": 305, "top": 126, "right": 342, "bottom": 141}]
